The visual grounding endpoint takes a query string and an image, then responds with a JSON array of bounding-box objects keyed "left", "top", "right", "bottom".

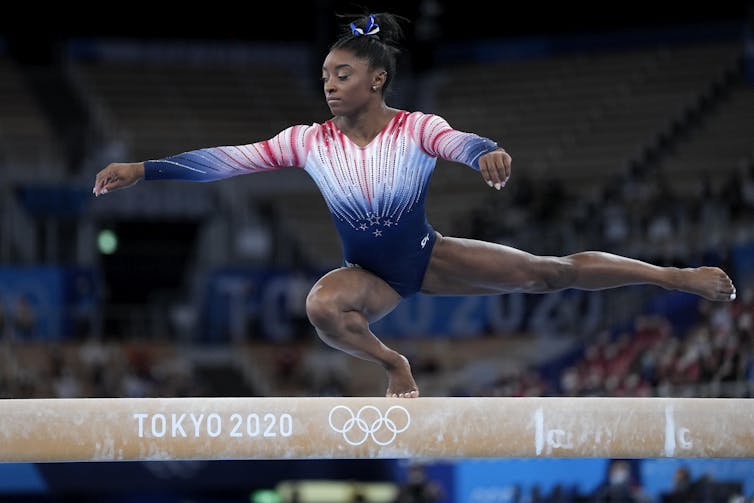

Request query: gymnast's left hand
[{"left": 479, "top": 148, "right": 511, "bottom": 190}]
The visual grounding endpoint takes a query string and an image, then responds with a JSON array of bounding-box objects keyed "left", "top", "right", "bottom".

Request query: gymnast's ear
[{"left": 371, "top": 70, "right": 387, "bottom": 90}]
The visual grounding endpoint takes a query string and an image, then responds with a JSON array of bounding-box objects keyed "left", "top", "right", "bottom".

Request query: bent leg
[
  {"left": 421, "top": 234, "right": 736, "bottom": 300},
  {"left": 306, "top": 267, "right": 419, "bottom": 398}
]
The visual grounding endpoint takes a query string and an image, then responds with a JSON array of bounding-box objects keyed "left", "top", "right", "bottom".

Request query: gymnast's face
[{"left": 322, "top": 49, "right": 382, "bottom": 116}]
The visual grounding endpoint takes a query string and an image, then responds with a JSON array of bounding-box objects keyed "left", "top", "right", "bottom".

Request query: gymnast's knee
[
  {"left": 305, "top": 286, "right": 342, "bottom": 332},
  {"left": 536, "top": 256, "right": 576, "bottom": 291}
]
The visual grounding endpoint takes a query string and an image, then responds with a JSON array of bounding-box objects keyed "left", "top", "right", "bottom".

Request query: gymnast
[{"left": 93, "top": 11, "right": 736, "bottom": 399}]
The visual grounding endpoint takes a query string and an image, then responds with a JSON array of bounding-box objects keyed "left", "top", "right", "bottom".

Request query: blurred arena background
[{"left": 1, "top": 1, "right": 753, "bottom": 501}]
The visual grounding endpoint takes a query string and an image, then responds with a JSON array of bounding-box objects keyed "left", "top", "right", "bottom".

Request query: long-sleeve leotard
[{"left": 145, "top": 110, "right": 498, "bottom": 296}]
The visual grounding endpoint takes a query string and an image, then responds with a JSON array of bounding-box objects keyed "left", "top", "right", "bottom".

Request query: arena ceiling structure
[{"left": 2, "top": 1, "right": 751, "bottom": 58}]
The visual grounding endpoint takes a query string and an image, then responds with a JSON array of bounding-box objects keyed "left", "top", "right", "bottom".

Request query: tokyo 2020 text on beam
[{"left": 0, "top": 397, "right": 752, "bottom": 462}]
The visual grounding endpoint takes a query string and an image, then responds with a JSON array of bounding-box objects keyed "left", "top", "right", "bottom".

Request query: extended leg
[
  {"left": 422, "top": 234, "right": 736, "bottom": 300},
  {"left": 306, "top": 267, "right": 419, "bottom": 398}
]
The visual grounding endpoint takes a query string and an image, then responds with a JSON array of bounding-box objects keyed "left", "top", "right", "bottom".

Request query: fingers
[
  {"left": 93, "top": 166, "right": 106, "bottom": 196},
  {"left": 92, "top": 171, "right": 105, "bottom": 196},
  {"left": 479, "top": 161, "right": 496, "bottom": 188},
  {"left": 501, "top": 150, "right": 512, "bottom": 179},
  {"left": 93, "top": 164, "right": 126, "bottom": 197},
  {"left": 479, "top": 149, "right": 512, "bottom": 190},
  {"left": 93, "top": 167, "right": 115, "bottom": 197}
]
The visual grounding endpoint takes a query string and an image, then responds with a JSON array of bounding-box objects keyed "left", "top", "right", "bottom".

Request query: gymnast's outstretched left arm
[{"left": 412, "top": 112, "right": 512, "bottom": 191}]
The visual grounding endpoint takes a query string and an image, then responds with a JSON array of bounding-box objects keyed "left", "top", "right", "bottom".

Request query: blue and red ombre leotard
[{"left": 144, "top": 110, "right": 498, "bottom": 297}]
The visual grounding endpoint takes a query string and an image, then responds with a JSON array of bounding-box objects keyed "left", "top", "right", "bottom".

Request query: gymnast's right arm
[{"left": 92, "top": 125, "right": 310, "bottom": 197}]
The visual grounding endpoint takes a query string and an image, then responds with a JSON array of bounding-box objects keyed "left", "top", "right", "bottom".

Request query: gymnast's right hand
[{"left": 93, "top": 162, "right": 145, "bottom": 197}]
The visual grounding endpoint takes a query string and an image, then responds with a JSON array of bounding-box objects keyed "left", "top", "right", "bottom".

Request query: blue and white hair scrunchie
[{"left": 350, "top": 14, "right": 380, "bottom": 36}]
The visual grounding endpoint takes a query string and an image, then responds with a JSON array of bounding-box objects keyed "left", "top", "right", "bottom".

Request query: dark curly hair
[{"left": 330, "top": 11, "right": 409, "bottom": 96}]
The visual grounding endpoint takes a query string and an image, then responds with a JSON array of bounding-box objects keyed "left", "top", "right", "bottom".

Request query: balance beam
[{"left": 0, "top": 397, "right": 751, "bottom": 462}]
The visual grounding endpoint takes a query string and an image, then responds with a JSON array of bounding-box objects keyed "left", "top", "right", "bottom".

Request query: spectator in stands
[
  {"left": 662, "top": 466, "right": 693, "bottom": 503},
  {"left": 70, "top": 274, "right": 98, "bottom": 339},
  {"left": 591, "top": 460, "right": 649, "bottom": 503},
  {"left": 350, "top": 488, "right": 367, "bottom": 502},
  {"left": 92, "top": 10, "right": 737, "bottom": 399},
  {"left": 741, "top": 158, "right": 754, "bottom": 213},
  {"left": 286, "top": 270, "right": 315, "bottom": 340},
  {"left": 11, "top": 294, "right": 36, "bottom": 340},
  {"left": 0, "top": 294, "right": 6, "bottom": 341},
  {"left": 395, "top": 463, "right": 443, "bottom": 503}
]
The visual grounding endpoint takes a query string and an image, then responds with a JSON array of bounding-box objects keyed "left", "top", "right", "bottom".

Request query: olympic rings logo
[{"left": 328, "top": 405, "right": 411, "bottom": 446}]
